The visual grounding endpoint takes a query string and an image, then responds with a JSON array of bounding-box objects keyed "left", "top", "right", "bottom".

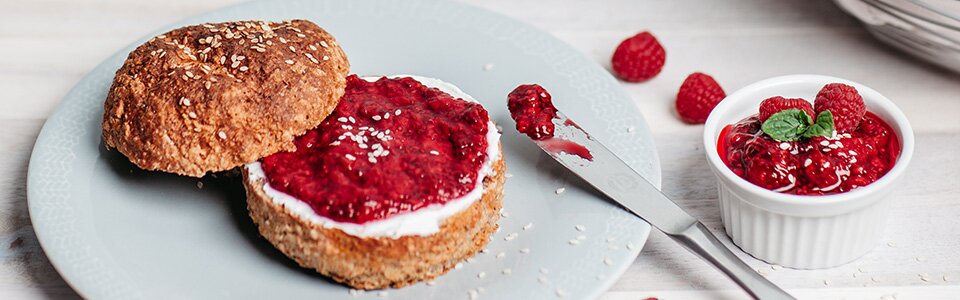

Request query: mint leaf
[
  {"left": 761, "top": 108, "right": 812, "bottom": 141},
  {"left": 802, "top": 110, "right": 835, "bottom": 138}
]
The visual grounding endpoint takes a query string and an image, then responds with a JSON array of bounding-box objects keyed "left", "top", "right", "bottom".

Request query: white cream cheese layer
[{"left": 245, "top": 75, "right": 501, "bottom": 239}]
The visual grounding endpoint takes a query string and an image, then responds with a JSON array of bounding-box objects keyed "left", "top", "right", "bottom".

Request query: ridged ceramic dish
[{"left": 703, "top": 75, "right": 914, "bottom": 269}]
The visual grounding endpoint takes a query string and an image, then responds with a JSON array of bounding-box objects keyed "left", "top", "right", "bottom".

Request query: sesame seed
[
  {"left": 377, "top": 291, "right": 388, "bottom": 297},
  {"left": 575, "top": 225, "right": 585, "bottom": 232},
  {"left": 188, "top": 111, "right": 197, "bottom": 119},
  {"left": 180, "top": 97, "right": 191, "bottom": 106},
  {"left": 556, "top": 289, "right": 567, "bottom": 298},
  {"left": 372, "top": 115, "right": 382, "bottom": 121},
  {"left": 568, "top": 239, "right": 580, "bottom": 245},
  {"left": 323, "top": 55, "right": 330, "bottom": 61},
  {"left": 823, "top": 279, "right": 830, "bottom": 286},
  {"left": 626, "top": 243, "right": 636, "bottom": 250},
  {"left": 345, "top": 154, "right": 356, "bottom": 161},
  {"left": 430, "top": 150, "right": 440, "bottom": 155},
  {"left": 496, "top": 252, "right": 506, "bottom": 259},
  {"left": 285, "top": 59, "right": 295, "bottom": 65},
  {"left": 348, "top": 116, "right": 356, "bottom": 123},
  {"left": 239, "top": 66, "right": 249, "bottom": 71},
  {"left": 502, "top": 268, "right": 512, "bottom": 275},
  {"left": 425, "top": 281, "right": 436, "bottom": 286},
  {"left": 523, "top": 222, "right": 534, "bottom": 230},
  {"left": 603, "top": 258, "right": 613, "bottom": 265},
  {"left": 197, "top": 181, "right": 204, "bottom": 189},
  {"left": 477, "top": 272, "right": 486, "bottom": 279},
  {"left": 505, "top": 173, "right": 514, "bottom": 178},
  {"left": 555, "top": 187, "right": 566, "bottom": 194},
  {"left": 320, "top": 41, "right": 329, "bottom": 48},
  {"left": 368, "top": 157, "right": 377, "bottom": 163},
  {"left": 395, "top": 109, "right": 402, "bottom": 115},
  {"left": 520, "top": 248, "right": 530, "bottom": 254},
  {"left": 337, "top": 117, "right": 348, "bottom": 122},
  {"left": 218, "top": 131, "right": 226, "bottom": 139},
  {"left": 504, "top": 233, "right": 518, "bottom": 241},
  {"left": 289, "top": 46, "right": 296, "bottom": 52}
]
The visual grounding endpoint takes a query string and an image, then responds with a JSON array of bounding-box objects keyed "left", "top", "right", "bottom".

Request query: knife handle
[{"left": 669, "top": 222, "right": 796, "bottom": 300}]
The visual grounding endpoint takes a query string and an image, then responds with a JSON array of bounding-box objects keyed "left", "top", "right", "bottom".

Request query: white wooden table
[{"left": 2, "top": 0, "right": 959, "bottom": 299}]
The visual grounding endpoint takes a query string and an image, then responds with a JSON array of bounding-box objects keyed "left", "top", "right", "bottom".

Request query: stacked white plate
[{"left": 835, "top": 0, "right": 960, "bottom": 72}]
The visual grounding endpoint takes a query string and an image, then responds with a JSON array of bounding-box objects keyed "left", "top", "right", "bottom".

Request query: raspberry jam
[
  {"left": 260, "top": 75, "right": 492, "bottom": 224},
  {"left": 508, "top": 84, "right": 557, "bottom": 140},
  {"left": 507, "top": 84, "right": 593, "bottom": 160},
  {"left": 718, "top": 112, "right": 900, "bottom": 195}
]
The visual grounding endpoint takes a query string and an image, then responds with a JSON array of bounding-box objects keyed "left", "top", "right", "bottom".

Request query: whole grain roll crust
[
  {"left": 244, "top": 148, "right": 506, "bottom": 290},
  {"left": 102, "top": 19, "right": 349, "bottom": 177}
]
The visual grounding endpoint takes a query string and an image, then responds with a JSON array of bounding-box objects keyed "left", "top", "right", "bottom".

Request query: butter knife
[{"left": 530, "top": 111, "right": 795, "bottom": 300}]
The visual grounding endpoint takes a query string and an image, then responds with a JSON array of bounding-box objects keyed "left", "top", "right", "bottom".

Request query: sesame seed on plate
[
  {"left": 568, "top": 239, "right": 580, "bottom": 245},
  {"left": 575, "top": 225, "right": 585, "bottom": 232},
  {"left": 523, "top": 222, "right": 534, "bottom": 230},
  {"left": 603, "top": 258, "right": 613, "bottom": 265},
  {"left": 555, "top": 187, "right": 566, "bottom": 194},
  {"left": 496, "top": 252, "right": 506, "bottom": 259},
  {"left": 502, "top": 268, "right": 512, "bottom": 275},
  {"left": 520, "top": 248, "right": 530, "bottom": 254}
]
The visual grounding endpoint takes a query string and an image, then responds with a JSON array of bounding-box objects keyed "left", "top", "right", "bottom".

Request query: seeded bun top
[{"left": 102, "top": 19, "right": 349, "bottom": 177}]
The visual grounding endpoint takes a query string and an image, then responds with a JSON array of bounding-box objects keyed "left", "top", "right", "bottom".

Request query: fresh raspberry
[
  {"left": 611, "top": 32, "right": 666, "bottom": 82},
  {"left": 758, "top": 96, "right": 815, "bottom": 124},
  {"left": 814, "top": 83, "right": 865, "bottom": 133},
  {"left": 675, "top": 72, "right": 726, "bottom": 124}
]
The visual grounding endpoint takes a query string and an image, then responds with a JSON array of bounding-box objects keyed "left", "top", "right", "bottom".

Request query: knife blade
[{"left": 531, "top": 111, "right": 795, "bottom": 300}]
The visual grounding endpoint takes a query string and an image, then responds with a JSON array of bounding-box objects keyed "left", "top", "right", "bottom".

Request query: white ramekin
[{"left": 703, "top": 75, "right": 914, "bottom": 269}]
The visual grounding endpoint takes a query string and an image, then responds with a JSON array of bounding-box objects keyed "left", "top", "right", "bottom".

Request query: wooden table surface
[{"left": 2, "top": 0, "right": 959, "bottom": 299}]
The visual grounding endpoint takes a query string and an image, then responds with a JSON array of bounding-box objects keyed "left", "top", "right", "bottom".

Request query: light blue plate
[{"left": 27, "top": 0, "right": 660, "bottom": 299}]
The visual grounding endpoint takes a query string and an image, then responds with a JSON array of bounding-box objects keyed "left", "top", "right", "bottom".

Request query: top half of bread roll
[{"left": 102, "top": 19, "right": 349, "bottom": 177}]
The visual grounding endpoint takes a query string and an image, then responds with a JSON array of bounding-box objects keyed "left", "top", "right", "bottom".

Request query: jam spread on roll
[{"left": 261, "top": 75, "right": 492, "bottom": 223}]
